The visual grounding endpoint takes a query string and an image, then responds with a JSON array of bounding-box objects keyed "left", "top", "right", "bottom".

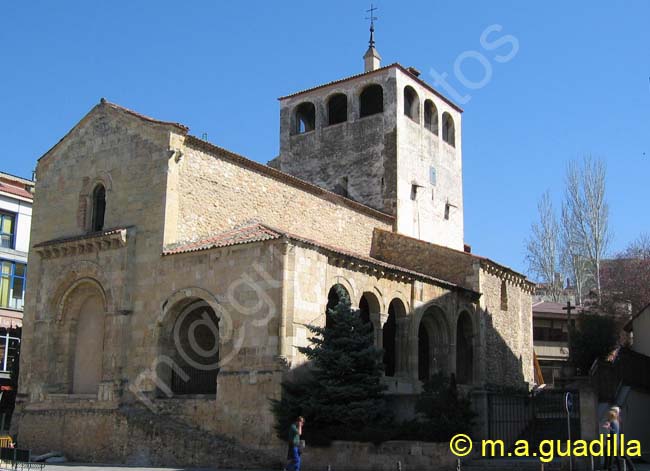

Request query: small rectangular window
[
  {"left": 0, "top": 212, "right": 15, "bottom": 249},
  {"left": 430, "top": 167, "right": 437, "bottom": 186},
  {"left": 410, "top": 184, "right": 418, "bottom": 201},
  {"left": 12, "top": 263, "right": 26, "bottom": 300},
  {"left": 0, "top": 261, "right": 26, "bottom": 309}
]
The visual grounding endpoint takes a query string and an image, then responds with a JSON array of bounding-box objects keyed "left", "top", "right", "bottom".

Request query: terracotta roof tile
[
  {"left": 0, "top": 181, "right": 33, "bottom": 200},
  {"left": 163, "top": 224, "right": 282, "bottom": 254},
  {"left": 164, "top": 223, "right": 477, "bottom": 295}
]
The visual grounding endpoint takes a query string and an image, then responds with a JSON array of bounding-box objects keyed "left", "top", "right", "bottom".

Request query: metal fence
[{"left": 487, "top": 390, "right": 581, "bottom": 451}]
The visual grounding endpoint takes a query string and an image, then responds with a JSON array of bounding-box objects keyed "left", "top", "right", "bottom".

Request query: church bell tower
[{"left": 271, "top": 14, "right": 465, "bottom": 251}]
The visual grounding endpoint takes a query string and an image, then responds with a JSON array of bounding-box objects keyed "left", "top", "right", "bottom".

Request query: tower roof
[{"left": 277, "top": 63, "right": 463, "bottom": 113}]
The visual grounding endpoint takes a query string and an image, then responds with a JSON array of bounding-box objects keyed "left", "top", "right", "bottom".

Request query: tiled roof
[
  {"left": 33, "top": 227, "right": 128, "bottom": 248},
  {"left": 278, "top": 63, "right": 463, "bottom": 113},
  {"left": 38, "top": 99, "right": 189, "bottom": 162},
  {"left": 163, "top": 224, "right": 283, "bottom": 255},
  {"left": 0, "top": 181, "right": 33, "bottom": 200},
  {"left": 532, "top": 301, "right": 583, "bottom": 315},
  {"left": 164, "top": 223, "right": 477, "bottom": 295},
  {"left": 102, "top": 99, "right": 188, "bottom": 131}
]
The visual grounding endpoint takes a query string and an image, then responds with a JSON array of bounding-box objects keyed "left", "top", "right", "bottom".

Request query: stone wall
[
  {"left": 479, "top": 268, "right": 535, "bottom": 387},
  {"left": 276, "top": 65, "right": 465, "bottom": 251},
  {"left": 16, "top": 405, "right": 278, "bottom": 467},
  {"left": 277, "top": 67, "right": 398, "bottom": 214},
  {"left": 171, "top": 137, "right": 393, "bottom": 255},
  {"left": 370, "top": 227, "right": 535, "bottom": 388},
  {"left": 371, "top": 228, "right": 476, "bottom": 288},
  {"left": 394, "top": 69, "right": 464, "bottom": 251}
]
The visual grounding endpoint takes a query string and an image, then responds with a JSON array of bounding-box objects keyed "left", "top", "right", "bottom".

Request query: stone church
[{"left": 15, "top": 36, "right": 534, "bottom": 465}]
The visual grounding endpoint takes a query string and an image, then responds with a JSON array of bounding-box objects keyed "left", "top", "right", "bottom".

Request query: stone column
[
  {"left": 372, "top": 312, "right": 386, "bottom": 349},
  {"left": 396, "top": 317, "right": 411, "bottom": 378}
]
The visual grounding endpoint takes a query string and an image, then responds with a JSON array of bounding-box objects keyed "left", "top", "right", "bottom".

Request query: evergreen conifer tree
[{"left": 271, "top": 285, "right": 389, "bottom": 441}]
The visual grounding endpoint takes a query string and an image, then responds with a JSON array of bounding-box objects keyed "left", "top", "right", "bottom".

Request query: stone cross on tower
[{"left": 363, "top": 4, "right": 382, "bottom": 72}]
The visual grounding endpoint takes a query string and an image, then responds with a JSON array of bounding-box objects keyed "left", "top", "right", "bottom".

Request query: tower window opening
[
  {"left": 410, "top": 184, "right": 419, "bottom": 201},
  {"left": 442, "top": 112, "right": 455, "bottom": 147},
  {"left": 500, "top": 280, "right": 508, "bottom": 310},
  {"left": 403, "top": 86, "right": 420, "bottom": 122},
  {"left": 359, "top": 84, "right": 384, "bottom": 117},
  {"left": 327, "top": 93, "right": 348, "bottom": 125},
  {"left": 294, "top": 102, "right": 316, "bottom": 134},
  {"left": 424, "top": 99, "right": 438, "bottom": 135}
]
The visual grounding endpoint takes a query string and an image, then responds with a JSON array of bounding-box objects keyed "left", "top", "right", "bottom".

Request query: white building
[{"left": 0, "top": 171, "right": 34, "bottom": 387}]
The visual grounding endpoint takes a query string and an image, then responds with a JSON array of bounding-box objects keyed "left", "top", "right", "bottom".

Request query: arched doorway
[
  {"left": 159, "top": 298, "right": 220, "bottom": 396},
  {"left": 72, "top": 293, "right": 105, "bottom": 393},
  {"left": 59, "top": 280, "right": 107, "bottom": 394},
  {"left": 456, "top": 311, "right": 474, "bottom": 384}
]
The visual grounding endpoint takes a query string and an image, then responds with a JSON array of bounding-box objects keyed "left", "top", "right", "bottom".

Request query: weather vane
[{"left": 366, "top": 4, "right": 378, "bottom": 47}]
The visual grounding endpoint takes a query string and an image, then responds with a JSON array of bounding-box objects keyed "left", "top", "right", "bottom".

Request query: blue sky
[{"left": 1, "top": 1, "right": 648, "bottom": 275}]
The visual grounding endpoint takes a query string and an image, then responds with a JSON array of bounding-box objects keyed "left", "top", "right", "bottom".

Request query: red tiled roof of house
[
  {"left": 0, "top": 180, "right": 33, "bottom": 200},
  {"left": 533, "top": 301, "right": 584, "bottom": 316},
  {"left": 163, "top": 224, "right": 282, "bottom": 254}
]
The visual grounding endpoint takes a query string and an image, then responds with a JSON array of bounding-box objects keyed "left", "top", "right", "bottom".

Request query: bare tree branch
[
  {"left": 561, "top": 156, "right": 610, "bottom": 304},
  {"left": 526, "top": 191, "right": 562, "bottom": 301}
]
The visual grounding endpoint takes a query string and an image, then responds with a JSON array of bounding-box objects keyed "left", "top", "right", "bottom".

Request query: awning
[{"left": 0, "top": 310, "right": 23, "bottom": 329}]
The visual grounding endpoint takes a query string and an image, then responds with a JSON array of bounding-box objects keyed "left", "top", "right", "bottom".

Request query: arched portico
[{"left": 415, "top": 304, "right": 451, "bottom": 381}]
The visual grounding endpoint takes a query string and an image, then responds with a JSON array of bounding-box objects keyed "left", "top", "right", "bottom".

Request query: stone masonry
[{"left": 16, "top": 55, "right": 534, "bottom": 467}]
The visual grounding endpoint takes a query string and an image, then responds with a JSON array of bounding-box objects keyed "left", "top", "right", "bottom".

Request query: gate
[{"left": 487, "top": 389, "right": 581, "bottom": 450}]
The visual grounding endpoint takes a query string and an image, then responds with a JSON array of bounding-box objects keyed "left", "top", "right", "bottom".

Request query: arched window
[
  {"left": 442, "top": 112, "right": 455, "bottom": 147},
  {"left": 456, "top": 312, "right": 474, "bottom": 384},
  {"left": 327, "top": 93, "right": 348, "bottom": 125},
  {"left": 326, "top": 284, "right": 350, "bottom": 329},
  {"left": 424, "top": 100, "right": 438, "bottom": 135},
  {"left": 359, "top": 84, "right": 384, "bottom": 118},
  {"left": 91, "top": 184, "right": 106, "bottom": 232},
  {"left": 403, "top": 86, "right": 420, "bottom": 122},
  {"left": 294, "top": 102, "right": 316, "bottom": 134}
]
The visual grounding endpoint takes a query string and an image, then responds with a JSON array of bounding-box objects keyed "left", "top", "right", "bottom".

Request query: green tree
[
  {"left": 570, "top": 312, "right": 619, "bottom": 374},
  {"left": 413, "top": 373, "right": 475, "bottom": 441},
  {"left": 270, "top": 286, "right": 389, "bottom": 442}
]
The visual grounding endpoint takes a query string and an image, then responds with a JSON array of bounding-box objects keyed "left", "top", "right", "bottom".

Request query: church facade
[{"left": 15, "top": 48, "right": 534, "bottom": 465}]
